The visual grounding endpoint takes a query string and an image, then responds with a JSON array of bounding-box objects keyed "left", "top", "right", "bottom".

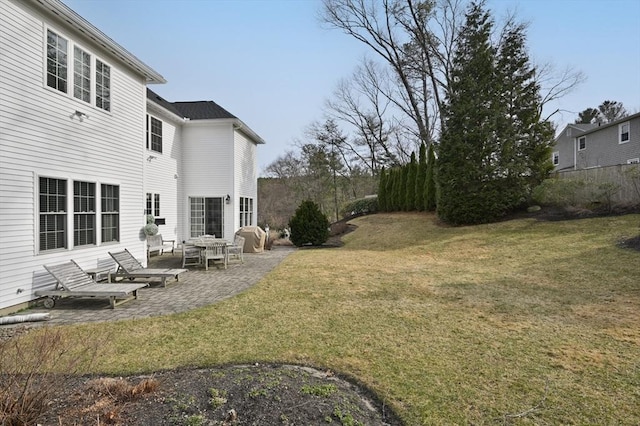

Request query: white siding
[
  {"left": 144, "top": 109, "right": 181, "bottom": 243},
  {"left": 0, "top": 0, "right": 148, "bottom": 311},
  {"left": 181, "top": 121, "right": 234, "bottom": 239},
  {"left": 234, "top": 129, "right": 258, "bottom": 229}
]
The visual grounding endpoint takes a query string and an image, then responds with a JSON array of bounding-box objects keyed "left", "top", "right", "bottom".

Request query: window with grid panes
[
  {"left": 73, "top": 181, "right": 95, "bottom": 246},
  {"left": 95, "top": 59, "right": 110, "bottom": 111},
  {"left": 73, "top": 46, "right": 91, "bottom": 103},
  {"left": 149, "top": 116, "right": 162, "bottom": 153},
  {"left": 39, "top": 177, "right": 67, "bottom": 251},
  {"left": 46, "top": 30, "right": 68, "bottom": 93},
  {"left": 154, "top": 194, "right": 160, "bottom": 216},
  {"left": 101, "top": 184, "right": 119, "bottom": 243},
  {"left": 145, "top": 193, "right": 153, "bottom": 215}
]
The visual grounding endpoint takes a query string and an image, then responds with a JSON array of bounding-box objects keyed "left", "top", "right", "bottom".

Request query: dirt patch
[{"left": 36, "top": 364, "right": 401, "bottom": 425}]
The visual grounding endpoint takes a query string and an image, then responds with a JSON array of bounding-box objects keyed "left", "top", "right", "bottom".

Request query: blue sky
[{"left": 62, "top": 0, "right": 640, "bottom": 173}]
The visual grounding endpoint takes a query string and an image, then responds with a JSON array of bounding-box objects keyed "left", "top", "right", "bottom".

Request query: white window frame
[
  {"left": 146, "top": 115, "right": 163, "bottom": 153},
  {"left": 44, "top": 27, "right": 112, "bottom": 113},
  {"left": 101, "top": 184, "right": 120, "bottom": 243},
  {"left": 73, "top": 180, "right": 96, "bottom": 247},
  {"left": 552, "top": 151, "right": 559, "bottom": 166},
  {"left": 619, "top": 121, "right": 630, "bottom": 144},
  {"left": 239, "top": 197, "right": 254, "bottom": 227},
  {"left": 73, "top": 46, "right": 91, "bottom": 103},
  {"left": 578, "top": 136, "right": 586, "bottom": 151}
]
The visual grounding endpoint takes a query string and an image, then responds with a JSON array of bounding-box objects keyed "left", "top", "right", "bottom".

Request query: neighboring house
[
  {"left": 0, "top": 0, "right": 264, "bottom": 314},
  {"left": 553, "top": 113, "right": 640, "bottom": 171}
]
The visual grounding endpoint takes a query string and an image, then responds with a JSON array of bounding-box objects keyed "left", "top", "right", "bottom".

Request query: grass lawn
[{"left": 11, "top": 213, "right": 640, "bottom": 424}]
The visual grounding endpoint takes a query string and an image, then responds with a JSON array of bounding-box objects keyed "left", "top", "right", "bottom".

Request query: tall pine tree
[
  {"left": 415, "top": 143, "right": 427, "bottom": 211},
  {"left": 425, "top": 144, "right": 437, "bottom": 211},
  {"left": 438, "top": 2, "right": 502, "bottom": 225},
  {"left": 406, "top": 152, "right": 418, "bottom": 211}
]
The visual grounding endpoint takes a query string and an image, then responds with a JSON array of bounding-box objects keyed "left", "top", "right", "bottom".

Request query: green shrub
[
  {"left": 289, "top": 200, "right": 330, "bottom": 247},
  {"left": 340, "top": 196, "right": 378, "bottom": 218},
  {"left": 532, "top": 178, "right": 586, "bottom": 206}
]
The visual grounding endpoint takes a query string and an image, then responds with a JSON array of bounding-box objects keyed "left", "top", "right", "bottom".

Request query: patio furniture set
[{"left": 34, "top": 234, "right": 245, "bottom": 310}]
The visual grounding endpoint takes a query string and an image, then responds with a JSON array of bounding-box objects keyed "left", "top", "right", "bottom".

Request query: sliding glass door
[{"left": 189, "top": 197, "right": 223, "bottom": 238}]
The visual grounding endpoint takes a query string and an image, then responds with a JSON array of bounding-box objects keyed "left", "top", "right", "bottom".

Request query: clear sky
[{"left": 62, "top": 0, "right": 640, "bottom": 174}]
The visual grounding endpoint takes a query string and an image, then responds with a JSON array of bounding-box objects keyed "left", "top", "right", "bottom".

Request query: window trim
[
  {"left": 239, "top": 197, "right": 254, "bottom": 227},
  {"left": 619, "top": 121, "right": 630, "bottom": 144},
  {"left": 577, "top": 136, "right": 586, "bottom": 151},
  {"left": 552, "top": 151, "right": 559, "bottom": 166},
  {"left": 101, "top": 183, "right": 120, "bottom": 244},
  {"left": 39, "top": 176, "right": 68, "bottom": 252}
]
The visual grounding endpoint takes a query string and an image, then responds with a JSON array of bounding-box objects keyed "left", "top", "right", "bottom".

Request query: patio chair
[
  {"left": 35, "top": 260, "right": 147, "bottom": 309},
  {"left": 182, "top": 244, "right": 202, "bottom": 268},
  {"left": 202, "top": 241, "right": 228, "bottom": 270},
  {"left": 227, "top": 235, "right": 245, "bottom": 263},
  {"left": 109, "top": 249, "right": 187, "bottom": 287}
]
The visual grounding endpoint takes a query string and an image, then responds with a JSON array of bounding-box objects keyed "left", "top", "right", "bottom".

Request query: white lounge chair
[{"left": 35, "top": 260, "right": 147, "bottom": 309}]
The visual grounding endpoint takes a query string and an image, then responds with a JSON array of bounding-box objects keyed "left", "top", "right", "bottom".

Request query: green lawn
[{"left": 12, "top": 213, "right": 640, "bottom": 424}]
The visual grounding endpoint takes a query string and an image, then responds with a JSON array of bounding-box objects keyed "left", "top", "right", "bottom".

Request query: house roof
[
  {"left": 579, "top": 112, "right": 640, "bottom": 137},
  {"left": 35, "top": 0, "right": 165, "bottom": 84},
  {"left": 146, "top": 91, "right": 265, "bottom": 144},
  {"left": 147, "top": 89, "right": 184, "bottom": 118},
  {"left": 171, "top": 101, "right": 238, "bottom": 120}
]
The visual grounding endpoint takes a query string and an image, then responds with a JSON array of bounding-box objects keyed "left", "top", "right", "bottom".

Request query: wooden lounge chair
[
  {"left": 35, "top": 260, "right": 147, "bottom": 309},
  {"left": 109, "top": 249, "right": 187, "bottom": 287}
]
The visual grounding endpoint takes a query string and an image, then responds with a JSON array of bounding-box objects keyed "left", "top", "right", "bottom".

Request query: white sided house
[{"left": 0, "top": 0, "right": 265, "bottom": 314}]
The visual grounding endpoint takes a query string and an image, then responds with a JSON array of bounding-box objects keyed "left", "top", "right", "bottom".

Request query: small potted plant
[{"left": 143, "top": 214, "right": 158, "bottom": 236}]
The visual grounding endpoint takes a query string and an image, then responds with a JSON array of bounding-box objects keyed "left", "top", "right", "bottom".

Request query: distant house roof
[
  {"left": 172, "top": 101, "right": 237, "bottom": 120},
  {"left": 579, "top": 112, "right": 640, "bottom": 137}
]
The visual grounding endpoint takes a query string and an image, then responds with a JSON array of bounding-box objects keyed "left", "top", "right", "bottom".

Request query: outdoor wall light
[
  {"left": 146, "top": 155, "right": 157, "bottom": 162},
  {"left": 72, "top": 110, "right": 89, "bottom": 121},
  {"left": 225, "top": 194, "right": 231, "bottom": 204}
]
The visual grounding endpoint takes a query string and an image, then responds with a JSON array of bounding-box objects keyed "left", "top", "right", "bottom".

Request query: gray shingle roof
[
  {"left": 147, "top": 89, "right": 184, "bottom": 117},
  {"left": 171, "top": 101, "right": 237, "bottom": 120}
]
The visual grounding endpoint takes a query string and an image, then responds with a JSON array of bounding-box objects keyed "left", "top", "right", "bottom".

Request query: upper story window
[
  {"left": 146, "top": 115, "right": 163, "bottom": 153},
  {"left": 96, "top": 59, "right": 111, "bottom": 112},
  {"left": 619, "top": 122, "right": 630, "bottom": 143},
  {"left": 45, "top": 29, "right": 111, "bottom": 112},
  {"left": 552, "top": 152, "right": 559, "bottom": 166},
  {"left": 73, "top": 46, "right": 91, "bottom": 103},
  {"left": 46, "top": 30, "right": 68, "bottom": 93},
  {"left": 578, "top": 136, "right": 586, "bottom": 151}
]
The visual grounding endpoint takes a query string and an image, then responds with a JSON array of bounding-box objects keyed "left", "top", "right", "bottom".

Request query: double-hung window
[
  {"left": 619, "top": 122, "right": 630, "bottom": 143},
  {"left": 45, "top": 29, "right": 111, "bottom": 111},
  {"left": 239, "top": 197, "right": 253, "bottom": 227},
  {"left": 101, "top": 184, "right": 120, "bottom": 243},
  {"left": 145, "top": 193, "right": 161, "bottom": 217},
  {"left": 73, "top": 181, "right": 96, "bottom": 246},
  {"left": 578, "top": 137, "right": 586, "bottom": 151},
  {"left": 95, "top": 59, "right": 111, "bottom": 112},
  {"left": 552, "top": 152, "right": 559, "bottom": 166},
  {"left": 46, "top": 30, "right": 68, "bottom": 93},
  {"left": 73, "top": 46, "right": 91, "bottom": 103},
  {"left": 39, "top": 177, "right": 67, "bottom": 251},
  {"left": 147, "top": 115, "right": 163, "bottom": 153}
]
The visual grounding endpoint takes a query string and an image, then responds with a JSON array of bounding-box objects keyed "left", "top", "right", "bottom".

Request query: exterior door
[{"left": 189, "top": 197, "right": 223, "bottom": 238}]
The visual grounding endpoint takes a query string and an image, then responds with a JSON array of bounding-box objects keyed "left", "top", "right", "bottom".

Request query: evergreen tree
[
  {"left": 425, "top": 144, "right": 437, "bottom": 211},
  {"left": 415, "top": 143, "right": 427, "bottom": 211},
  {"left": 392, "top": 167, "right": 402, "bottom": 211},
  {"left": 406, "top": 152, "right": 417, "bottom": 211},
  {"left": 438, "top": 2, "right": 502, "bottom": 225},
  {"left": 494, "top": 21, "right": 553, "bottom": 208},
  {"left": 401, "top": 164, "right": 410, "bottom": 211},
  {"left": 378, "top": 167, "right": 388, "bottom": 212},
  {"left": 289, "top": 200, "right": 330, "bottom": 247}
]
